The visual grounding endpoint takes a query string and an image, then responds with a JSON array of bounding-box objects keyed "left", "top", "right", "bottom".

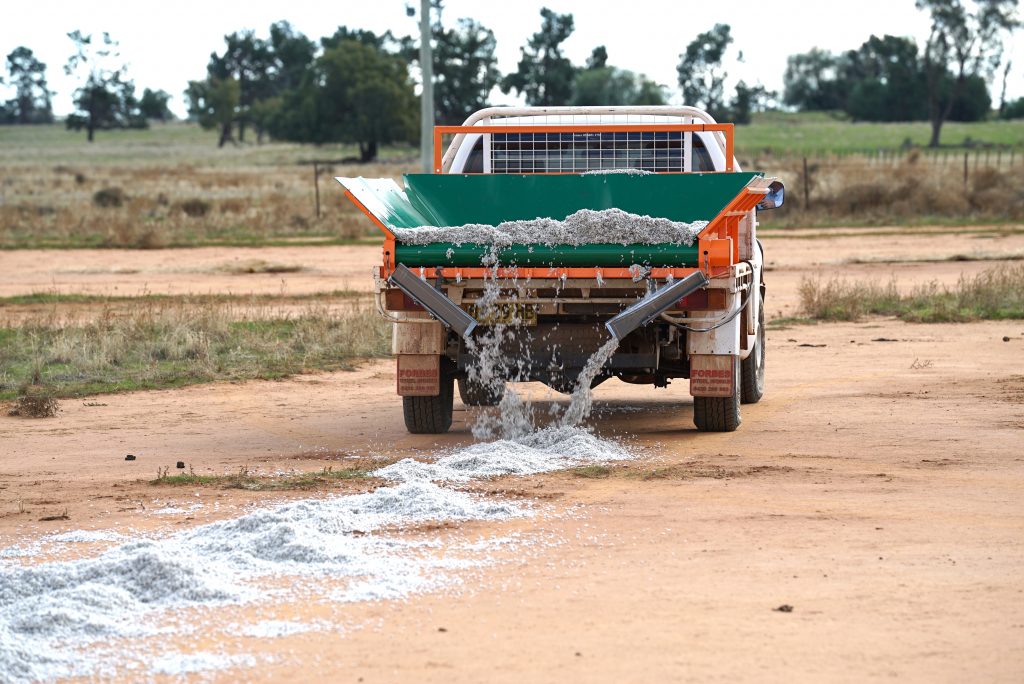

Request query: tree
[
  {"left": 64, "top": 31, "right": 144, "bottom": 141},
  {"left": 207, "top": 30, "right": 275, "bottom": 142},
  {"left": 138, "top": 88, "right": 173, "bottom": 121},
  {"left": 501, "top": 8, "right": 576, "bottom": 106},
  {"left": 677, "top": 24, "right": 733, "bottom": 120},
  {"left": 783, "top": 48, "right": 849, "bottom": 111},
  {"left": 269, "top": 21, "right": 317, "bottom": 92},
  {"left": 730, "top": 81, "right": 774, "bottom": 124},
  {"left": 917, "top": 0, "right": 1019, "bottom": 146},
  {"left": 270, "top": 39, "right": 416, "bottom": 162},
  {"left": 428, "top": 18, "right": 500, "bottom": 125},
  {"left": 1002, "top": 95, "right": 1024, "bottom": 119},
  {"left": 402, "top": 5, "right": 501, "bottom": 126},
  {"left": 4, "top": 47, "right": 53, "bottom": 124},
  {"left": 572, "top": 48, "right": 665, "bottom": 106},
  {"left": 844, "top": 35, "right": 928, "bottom": 121},
  {"left": 586, "top": 46, "right": 608, "bottom": 70},
  {"left": 185, "top": 77, "right": 240, "bottom": 147}
]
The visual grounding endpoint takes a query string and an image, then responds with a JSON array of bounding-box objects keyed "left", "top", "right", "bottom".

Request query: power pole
[{"left": 419, "top": 0, "right": 434, "bottom": 173}]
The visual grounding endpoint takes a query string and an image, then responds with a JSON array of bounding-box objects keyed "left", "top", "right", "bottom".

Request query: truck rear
[{"left": 338, "top": 106, "right": 783, "bottom": 434}]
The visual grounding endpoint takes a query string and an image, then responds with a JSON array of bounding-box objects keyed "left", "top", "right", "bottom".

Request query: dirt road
[{"left": 2, "top": 226, "right": 1023, "bottom": 682}]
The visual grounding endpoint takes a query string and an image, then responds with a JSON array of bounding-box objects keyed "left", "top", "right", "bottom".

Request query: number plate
[{"left": 465, "top": 303, "right": 538, "bottom": 326}]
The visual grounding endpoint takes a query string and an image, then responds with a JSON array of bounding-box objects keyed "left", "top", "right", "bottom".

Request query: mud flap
[
  {"left": 397, "top": 354, "right": 440, "bottom": 396},
  {"left": 689, "top": 354, "right": 737, "bottom": 397}
]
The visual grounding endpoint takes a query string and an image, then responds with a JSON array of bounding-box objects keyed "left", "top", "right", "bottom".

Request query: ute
[{"left": 338, "top": 105, "right": 784, "bottom": 434}]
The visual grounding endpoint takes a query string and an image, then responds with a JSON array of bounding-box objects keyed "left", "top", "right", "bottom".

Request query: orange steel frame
[
  {"left": 343, "top": 123, "right": 763, "bottom": 283},
  {"left": 432, "top": 123, "right": 735, "bottom": 174}
]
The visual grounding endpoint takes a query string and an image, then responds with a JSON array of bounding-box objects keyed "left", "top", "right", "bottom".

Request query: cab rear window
[{"left": 483, "top": 131, "right": 715, "bottom": 173}]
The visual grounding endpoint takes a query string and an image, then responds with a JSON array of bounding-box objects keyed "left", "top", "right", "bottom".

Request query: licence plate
[{"left": 466, "top": 303, "right": 538, "bottom": 326}]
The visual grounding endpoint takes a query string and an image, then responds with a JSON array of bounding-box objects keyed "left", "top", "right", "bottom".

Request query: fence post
[
  {"left": 963, "top": 152, "right": 969, "bottom": 187},
  {"left": 313, "top": 162, "right": 321, "bottom": 220},
  {"left": 802, "top": 156, "right": 810, "bottom": 210}
]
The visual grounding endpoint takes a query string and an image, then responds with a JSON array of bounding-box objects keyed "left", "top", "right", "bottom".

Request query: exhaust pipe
[
  {"left": 388, "top": 264, "right": 478, "bottom": 338},
  {"left": 605, "top": 271, "right": 709, "bottom": 340}
]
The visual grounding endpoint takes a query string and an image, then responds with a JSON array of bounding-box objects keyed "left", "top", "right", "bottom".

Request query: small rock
[
  {"left": 124, "top": 454, "right": 136, "bottom": 461},
  {"left": 176, "top": 461, "right": 186, "bottom": 469},
  {"left": 773, "top": 604, "right": 794, "bottom": 613},
  {"left": 437, "top": 627, "right": 447, "bottom": 633},
  {"left": 1003, "top": 336, "right": 1011, "bottom": 342}
]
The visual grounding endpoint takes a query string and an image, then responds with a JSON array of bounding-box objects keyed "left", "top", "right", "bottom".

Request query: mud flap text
[
  {"left": 690, "top": 354, "right": 736, "bottom": 397},
  {"left": 397, "top": 354, "right": 440, "bottom": 396}
]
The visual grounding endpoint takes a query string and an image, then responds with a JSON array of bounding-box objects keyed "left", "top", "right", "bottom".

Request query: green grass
[
  {"left": 151, "top": 464, "right": 374, "bottom": 490},
  {"left": 570, "top": 465, "right": 613, "bottom": 478},
  {"left": 740, "top": 111, "right": 1024, "bottom": 155},
  {"left": 0, "top": 302, "right": 390, "bottom": 400},
  {"left": 0, "top": 121, "right": 418, "bottom": 167},
  {"left": 799, "top": 264, "right": 1024, "bottom": 323}
]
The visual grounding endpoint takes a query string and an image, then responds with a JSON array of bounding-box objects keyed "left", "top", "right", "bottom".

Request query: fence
[{"left": 739, "top": 148, "right": 1023, "bottom": 214}]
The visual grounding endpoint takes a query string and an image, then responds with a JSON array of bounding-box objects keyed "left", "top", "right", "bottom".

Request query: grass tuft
[
  {"left": 151, "top": 464, "right": 372, "bottom": 490},
  {"left": 570, "top": 465, "right": 612, "bottom": 479},
  {"left": 0, "top": 301, "right": 390, "bottom": 399},
  {"left": 8, "top": 387, "right": 60, "bottom": 418},
  {"left": 799, "top": 264, "right": 1024, "bottom": 323}
]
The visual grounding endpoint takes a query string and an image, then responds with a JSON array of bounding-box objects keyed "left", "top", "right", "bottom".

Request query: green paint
[
  {"left": 395, "top": 242, "right": 699, "bottom": 267},
  {"left": 339, "top": 172, "right": 758, "bottom": 268},
  {"left": 403, "top": 172, "right": 759, "bottom": 227}
]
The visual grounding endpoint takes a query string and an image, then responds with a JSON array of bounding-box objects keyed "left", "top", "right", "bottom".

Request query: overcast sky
[{"left": 2, "top": 0, "right": 1022, "bottom": 117}]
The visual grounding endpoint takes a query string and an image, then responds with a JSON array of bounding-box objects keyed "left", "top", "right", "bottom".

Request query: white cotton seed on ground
[
  {"left": 392, "top": 208, "right": 706, "bottom": 248},
  {"left": 375, "top": 425, "right": 631, "bottom": 483},
  {"left": 149, "top": 652, "right": 256, "bottom": 676},
  {"left": 237, "top": 620, "right": 325, "bottom": 638},
  {"left": 0, "top": 481, "right": 524, "bottom": 682}
]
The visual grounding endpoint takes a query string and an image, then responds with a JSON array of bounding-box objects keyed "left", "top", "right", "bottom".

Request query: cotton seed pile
[{"left": 392, "top": 208, "right": 707, "bottom": 248}]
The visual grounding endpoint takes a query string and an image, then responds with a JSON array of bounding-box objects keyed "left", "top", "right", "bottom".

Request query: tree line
[
  {"left": 785, "top": 0, "right": 1020, "bottom": 146},
  {"left": 1, "top": 0, "right": 1020, "bottom": 157},
  {"left": 0, "top": 33, "right": 172, "bottom": 138}
]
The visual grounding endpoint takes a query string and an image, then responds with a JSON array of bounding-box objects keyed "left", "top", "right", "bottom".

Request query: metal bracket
[
  {"left": 388, "top": 264, "right": 478, "bottom": 338},
  {"left": 605, "top": 271, "right": 709, "bottom": 340}
]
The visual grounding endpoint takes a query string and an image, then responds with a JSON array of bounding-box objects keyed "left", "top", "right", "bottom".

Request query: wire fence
[{"left": 738, "top": 148, "right": 1024, "bottom": 215}]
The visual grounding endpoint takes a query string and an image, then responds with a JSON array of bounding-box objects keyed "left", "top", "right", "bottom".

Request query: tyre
[
  {"left": 458, "top": 378, "right": 505, "bottom": 406},
  {"left": 693, "top": 360, "right": 742, "bottom": 432},
  {"left": 403, "top": 374, "right": 454, "bottom": 434},
  {"left": 741, "top": 296, "right": 765, "bottom": 404}
]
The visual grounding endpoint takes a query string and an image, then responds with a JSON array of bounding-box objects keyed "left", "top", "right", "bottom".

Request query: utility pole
[{"left": 419, "top": 0, "right": 434, "bottom": 173}]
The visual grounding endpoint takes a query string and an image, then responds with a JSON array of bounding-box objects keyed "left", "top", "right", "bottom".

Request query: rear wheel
[
  {"left": 403, "top": 374, "right": 454, "bottom": 434},
  {"left": 693, "top": 361, "right": 742, "bottom": 432},
  {"left": 741, "top": 296, "right": 765, "bottom": 404},
  {"left": 458, "top": 378, "right": 505, "bottom": 406}
]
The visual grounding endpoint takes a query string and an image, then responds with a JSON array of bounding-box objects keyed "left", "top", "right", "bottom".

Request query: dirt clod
[
  {"left": 774, "top": 605, "right": 794, "bottom": 613},
  {"left": 125, "top": 455, "right": 136, "bottom": 461}
]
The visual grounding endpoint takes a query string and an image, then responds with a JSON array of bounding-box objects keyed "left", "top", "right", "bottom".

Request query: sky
[{"left": 2, "top": 0, "right": 1022, "bottom": 117}]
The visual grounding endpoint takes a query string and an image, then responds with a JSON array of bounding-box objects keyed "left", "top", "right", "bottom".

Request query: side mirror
[{"left": 757, "top": 180, "right": 785, "bottom": 210}]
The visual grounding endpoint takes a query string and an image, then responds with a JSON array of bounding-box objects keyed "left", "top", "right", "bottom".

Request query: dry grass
[
  {"left": 151, "top": 464, "right": 380, "bottom": 490},
  {"left": 0, "top": 123, "right": 412, "bottom": 249},
  {"left": 754, "top": 153, "right": 1024, "bottom": 228},
  {"left": 799, "top": 264, "right": 1024, "bottom": 322},
  {"left": 0, "top": 300, "right": 391, "bottom": 399},
  {"left": 7, "top": 390, "right": 60, "bottom": 418},
  {"left": 0, "top": 162, "right": 401, "bottom": 248}
]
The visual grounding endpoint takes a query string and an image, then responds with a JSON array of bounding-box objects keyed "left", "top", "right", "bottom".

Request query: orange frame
[
  {"left": 433, "top": 123, "right": 735, "bottom": 174},
  {"left": 344, "top": 122, "right": 761, "bottom": 281}
]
